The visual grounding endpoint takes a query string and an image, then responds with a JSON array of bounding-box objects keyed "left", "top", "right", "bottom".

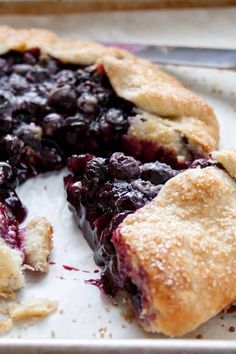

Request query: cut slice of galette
[
  {"left": 0, "top": 161, "right": 53, "bottom": 299},
  {"left": 65, "top": 149, "right": 236, "bottom": 337},
  {"left": 0, "top": 26, "right": 219, "bottom": 181}
]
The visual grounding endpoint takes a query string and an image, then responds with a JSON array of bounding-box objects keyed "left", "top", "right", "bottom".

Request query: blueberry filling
[
  {"left": 65, "top": 154, "right": 217, "bottom": 314},
  {"left": 64, "top": 153, "right": 180, "bottom": 303},
  {"left": 0, "top": 49, "right": 143, "bottom": 182},
  {"left": 0, "top": 202, "right": 24, "bottom": 254},
  {"left": 0, "top": 162, "right": 27, "bottom": 224},
  {"left": 0, "top": 161, "right": 26, "bottom": 256}
]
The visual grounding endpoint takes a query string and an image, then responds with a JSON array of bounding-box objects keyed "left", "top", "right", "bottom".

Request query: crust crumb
[
  {"left": 0, "top": 317, "right": 13, "bottom": 333},
  {"left": 8, "top": 298, "right": 57, "bottom": 321},
  {"left": 24, "top": 217, "right": 53, "bottom": 273},
  {"left": 120, "top": 309, "right": 134, "bottom": 323}
]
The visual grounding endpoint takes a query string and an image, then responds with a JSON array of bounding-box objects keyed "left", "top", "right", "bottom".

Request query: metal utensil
[{"left": 103, "top": 42, "right": 236, "bottom": 69}]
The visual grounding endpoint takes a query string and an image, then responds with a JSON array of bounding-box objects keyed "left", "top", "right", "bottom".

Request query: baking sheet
[{"left": 1, "top": 7, "right": 236, "bottom": 353}]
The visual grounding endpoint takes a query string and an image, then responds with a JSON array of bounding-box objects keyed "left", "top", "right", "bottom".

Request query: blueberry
[
  {"left": 0, "top": 114, "right": 12, "bottom": 133},
  {"left": 115, "top": 190, "right": 146, "bottom": 212},
  {"left": 13, "top": 97, "right": 47, "bottom": 123},
  {"left": 85, "top": 157, "right": 108, "bottom": 180},
  {"left": 23, "top": 48, "right": 40, "bottom": 64},
  {"left": 46, "top": 59, "right": 60, "bottom": 74},
  {"left": 40, "top": 143, "right": 64, "bottom": 170},
  {"left": 108, "top": 152, "right": 140, "bottom": 181},
  {"left": 66, "top": 180, "right": 82, "bottom": 209},
  {"left": 77, "top": 92, "right": 98, "bottom": 114},
  {"left": 0, "top": 58, "right": 7, "bottom": 70},
  {"left": 0, "top": 190, "right": 27, "bottom": 223},
  {"left": 0, "top": 162, "right": 17, "bottom": 189},
  {"left": 191, "top": 158, "right": 214, "bottom": 169},
  {"left": 26, "top": 67, "right": 49, "bottom": 83},
  {"left": 48, "top": 85, "right": 77, "bottom": 112},
  {"left": 76, "top": 81, "right": 93, "bottom": 95},
  {"left": 103, "top": 108, "right": 125, "bottom": 127},
  {"left": 131, "top": 179, "right": 162, "bottom": 200},
  {"left": 0, "top": 92, "right": 9, "bottom": 110},
  {"left": 12, "top": 64, "right": 32, "bottom": 75},
  {"left": 14, "top": 123, "right": 42, "bottom": 151},
  {"left": 67, "top": 154, "right": 94, "bottom": 175},
  {"left": 98, "top": 181, "right": 130, "bottom": 210},
  {"left": 141, "top": 161, "right": 178, "bottom": 185},
  {"left": 0, "top": 134, "right": 24, "bottom": 164},
  {"left": 65, "top": 114, "right": 89, "bottom": 132},
  {"left": 56, "top": 70, "right": 76, "bottom": 85},
  {"left": 9, "top": 73, "right": 28, "bottom": 92},
  {"left": 43, "top": 113, "right": 64, "bottom": 136}
]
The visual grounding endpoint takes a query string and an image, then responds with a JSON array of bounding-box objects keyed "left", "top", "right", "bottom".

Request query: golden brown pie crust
[{"left": 0, "top": 26, "right": 219, "bottom": 158}]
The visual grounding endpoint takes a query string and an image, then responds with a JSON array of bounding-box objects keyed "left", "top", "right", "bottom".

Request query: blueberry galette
[{"left": 0, "top": 26, "right": 228, "bottom": 336}]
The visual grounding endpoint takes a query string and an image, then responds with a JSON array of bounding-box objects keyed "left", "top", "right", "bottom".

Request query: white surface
[{"left": 0, "top": 6, "right": 236, "bottom": 345}]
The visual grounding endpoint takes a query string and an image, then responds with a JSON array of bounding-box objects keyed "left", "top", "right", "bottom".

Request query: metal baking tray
[{"left": 1, "top": 7, "right": 236, "bottom": 353}]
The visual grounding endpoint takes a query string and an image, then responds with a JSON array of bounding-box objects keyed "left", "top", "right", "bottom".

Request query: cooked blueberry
[
  {"left": 66, "top": 180, "right": 82, "bottom": 208},
  {"left": 12, "top": 64, "right": 32, "bottom": 75},
  {"left": 0, "top": 202, "right": 24, "bottom": 249},
  {"left": 0, "top": 58, "right": 7, "bottom": 70},
  {"left": 103, "top": 108, "right": 125, "bottom": 127},
  {"left": 43, "top": 113, "right": 64, "bottom": 136},
  {"left": 77, "top": 92, "right": 98, "bottom": 114},
  {"left": 9, "top": 73, "right": 28, "bottom": 92},
  {"left": 13, "top": 98, "right": 46, "bottom": 123},
  {"left": 85, "top": 157, "right": 107, "bottom": 180},
  {"left": 0, "top": 162, "right": 17, "bottom": 189},
  {"left": 45, "top": 58, "right": 60, "bottom": 74},
  {"left": 0, "top": 92, "right": 9, "bottom": 109},
  {"left": 0, "top": 114, "right": 12, "bottom": 132},
  {"left": 141, "top": 161, "right": 178, "bottom": 185},
  {"left": 67, "top": 154, "right": 93, "bottom": 175},
  {"left": 14, "top": 123, "right": 42, "bottom": 150},
  {"left": 40, "top": 143, "right": 64, "bottom": 170},
  {"left": 48, "top": 85, "right": 76, "bottom": 111},
  {"left": 191, "top": 158, "right": 214, "bottom": 169},
  {"left": 108, "top": 152, "right": 140, "bottom": 180},
  {"left": 0, "top": 190, "right": 27, "bottom": 224},
  {"left": 65, "top": 114, "right": 89, "bottom": 131},
  {"left": 26, "top": 67, "right": 49, "bottom": 83},
  {"left": 23, "top": 48, "right": 40, "bottom": 64},
  {"left": 115, "top": 190, "right": 146, "bottom": 212},
  {"left": 56, "top": 70, "right": 76, "bottom": 85},
  {"left": 0, "top": 135, "right": 24, "bottom": 164}
]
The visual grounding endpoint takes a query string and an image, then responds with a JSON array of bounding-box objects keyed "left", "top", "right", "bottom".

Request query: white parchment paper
[{"left": 0, "top": 8, "right": 236, "bottom": 341}]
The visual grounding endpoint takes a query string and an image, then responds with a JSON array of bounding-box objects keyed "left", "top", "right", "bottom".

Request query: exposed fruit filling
[
  {"left": 64, "top": 153, "right": 179, "bottom": 300},
  {"left": 0, "top": 48, "right": 138, "bottom": 182}
]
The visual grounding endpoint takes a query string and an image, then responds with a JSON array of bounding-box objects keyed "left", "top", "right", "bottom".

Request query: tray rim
[{"left": 1, "top": 339, "right": 236, "bottom": 353}]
